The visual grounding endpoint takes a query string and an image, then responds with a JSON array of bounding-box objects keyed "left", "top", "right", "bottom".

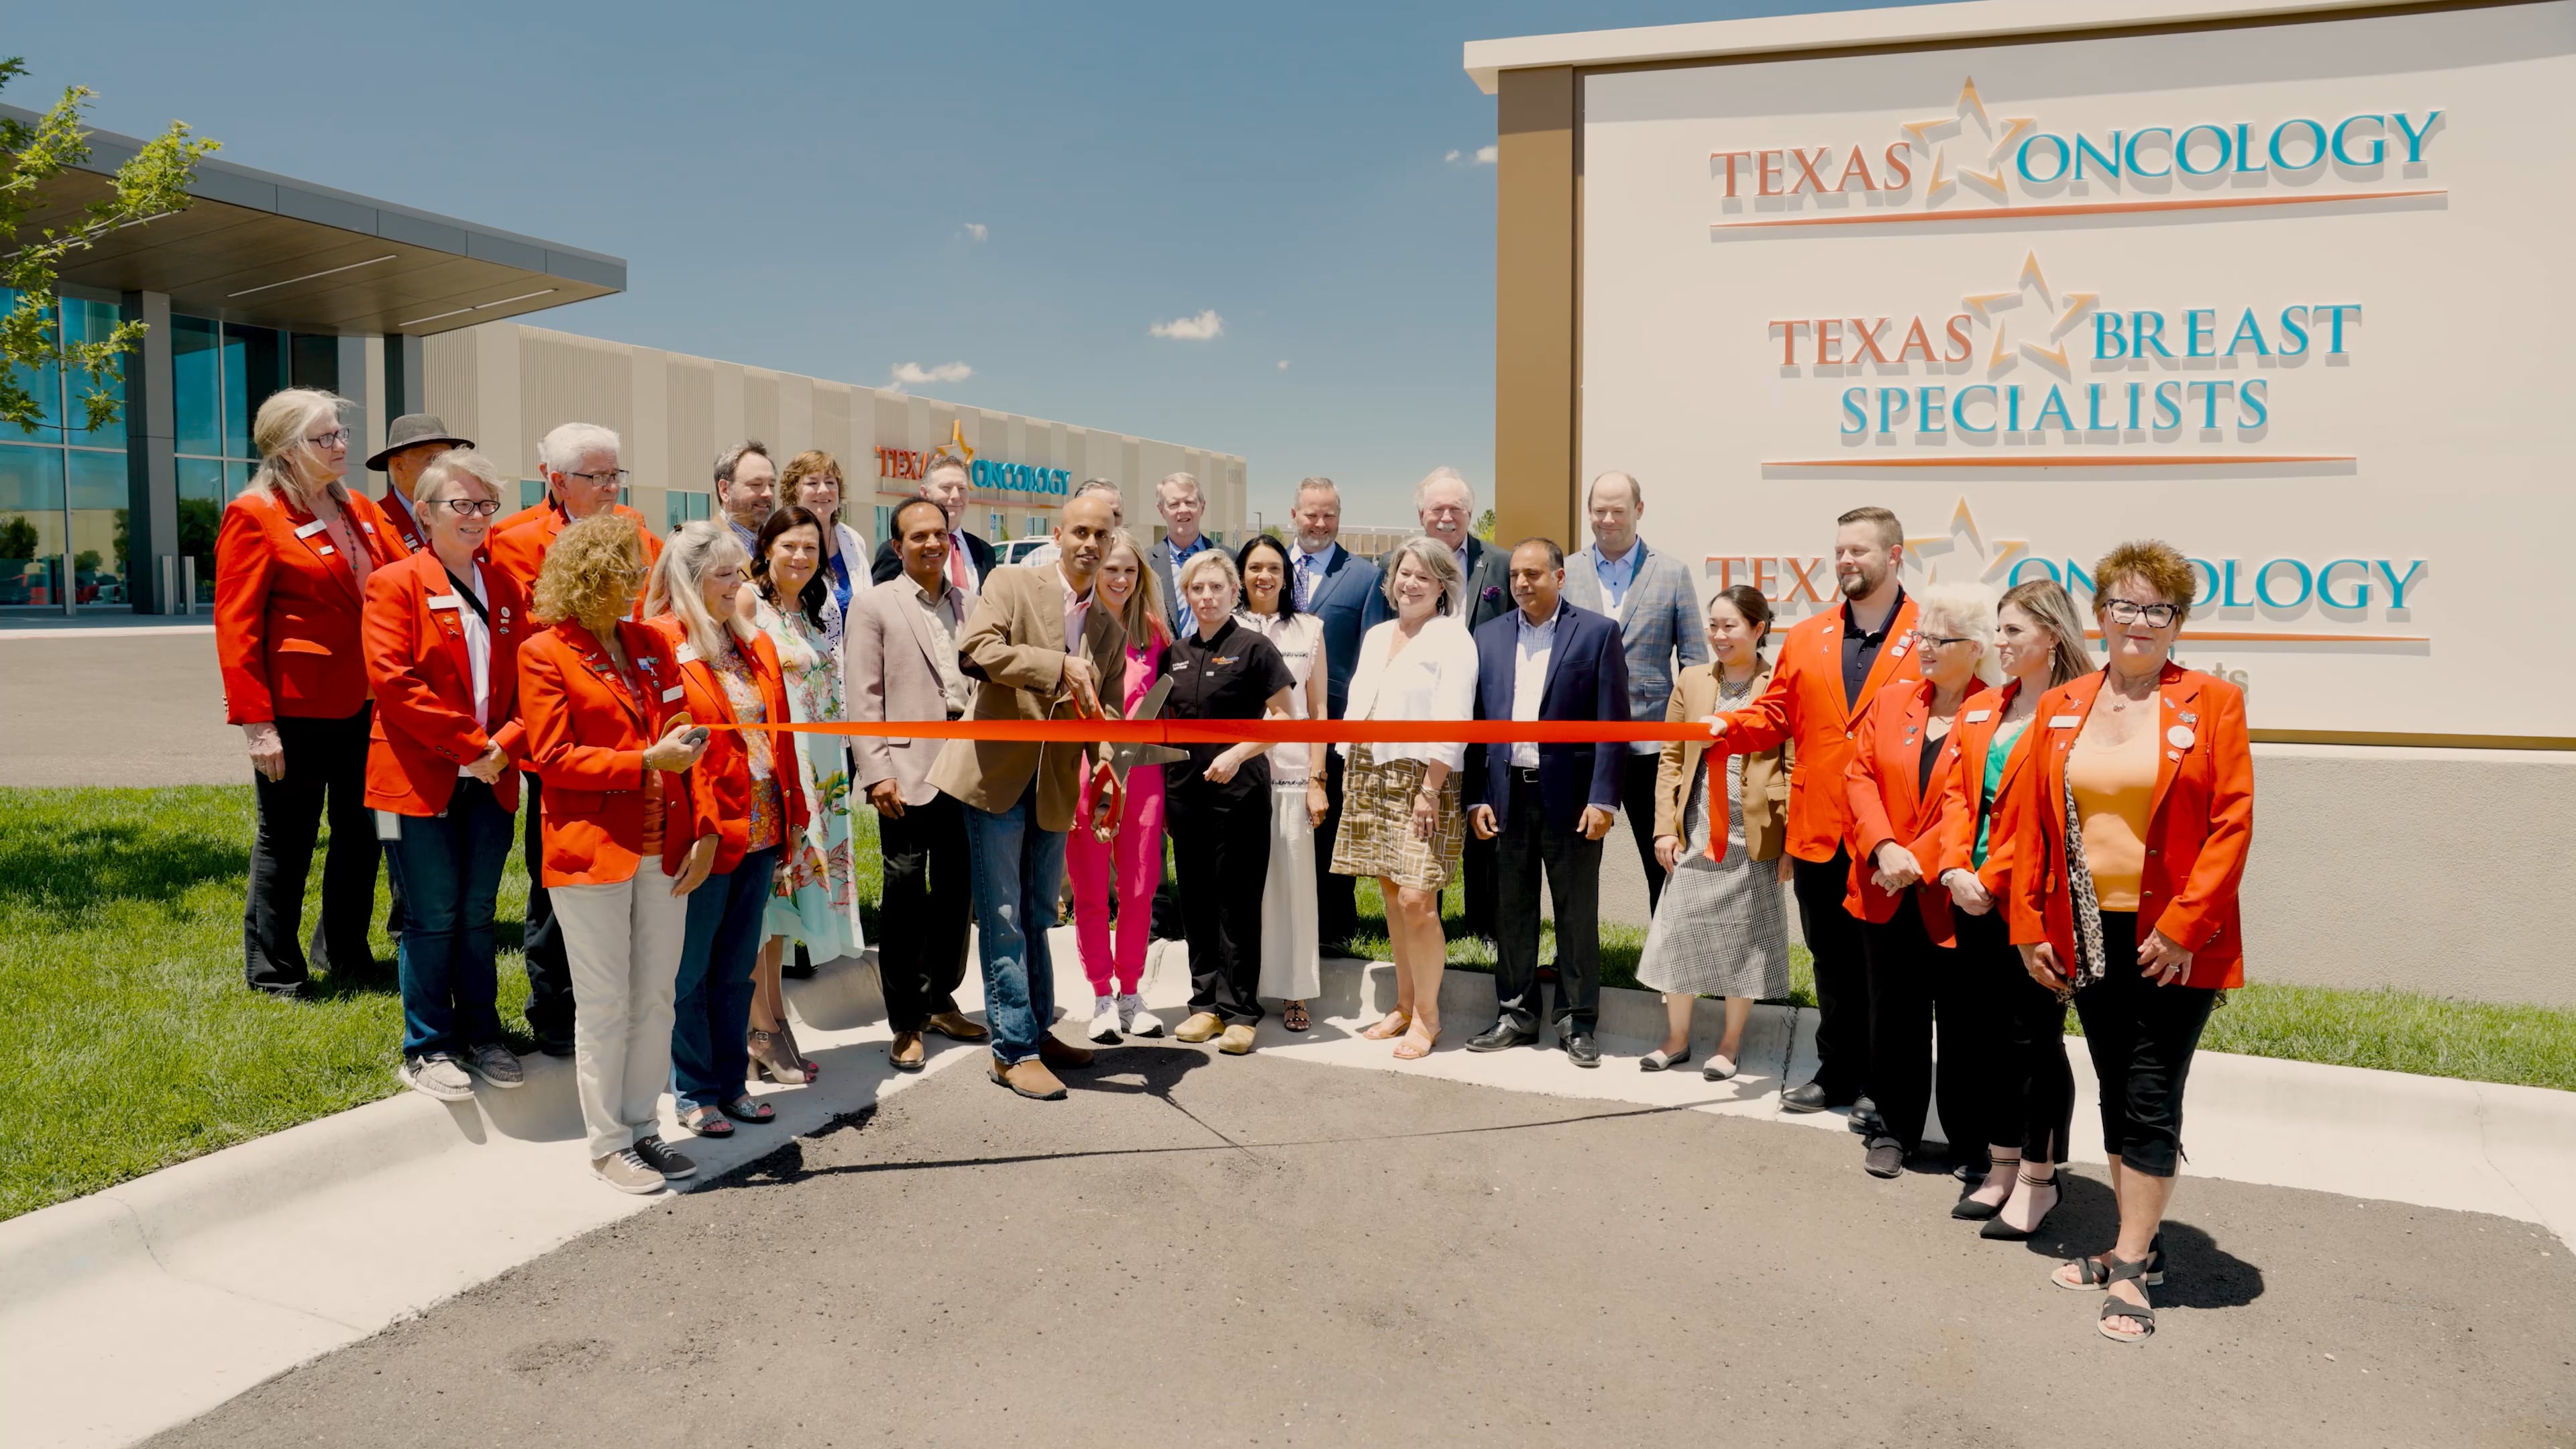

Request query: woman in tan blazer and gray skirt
[{"left": 1636, "top": 584, "right": 1794, "bottom": 1080}]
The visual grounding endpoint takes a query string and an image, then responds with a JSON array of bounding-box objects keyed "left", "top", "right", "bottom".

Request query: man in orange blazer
[
  {"left": 482, "top": 421, "right": 660, "bottom": 1056},
  {"left": 1710, "top": 506, "right": 1923, "bottom": 1116}
]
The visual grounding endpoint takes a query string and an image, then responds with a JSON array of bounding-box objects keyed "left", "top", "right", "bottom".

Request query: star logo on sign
[
  {"left": 1959, "top": 251, "right": 2097, "bottom": 378},
  {"left": 1900, "top": 77, "right": 2037, "bottom": 203},
  {"left": 1904, "top": 496, "right": 2029, "bottom": 586}
]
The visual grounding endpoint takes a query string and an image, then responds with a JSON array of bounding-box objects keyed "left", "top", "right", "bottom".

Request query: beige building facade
[{"left": 423, "top": 321, "right": 1246, "bottom": 551}]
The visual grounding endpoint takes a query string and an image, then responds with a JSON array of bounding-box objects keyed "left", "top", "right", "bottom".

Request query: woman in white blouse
[
  {"left": 1236, "top": 534, "right": 1331, "bottom": 1031},
  {"left": 1328, "top": 537, "right": 1479, "bottom": 1061}
]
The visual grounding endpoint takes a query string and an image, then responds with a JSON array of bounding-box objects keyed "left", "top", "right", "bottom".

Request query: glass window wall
[
  {"left": 170, "top": 314, "right": 286, "bottom": 604},
  {"left": 2, "top": 290, "right": 129, "bottom": 611},
  {"left": 665, "top": 490, "right": 711, "bottom": 533}
]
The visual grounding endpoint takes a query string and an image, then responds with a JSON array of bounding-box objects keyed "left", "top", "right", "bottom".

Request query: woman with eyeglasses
[
  {"left": 740, "top": 505, "right": 867, "bottom": 1084},
  {"left": 517, "top": 513, "right": 717, "bottom": 1194},
  {"left": 361, "top": 449, "right": 529, "bottom": 1101},
  {"left": 1931, "top": 578, "right": 2092, "bottom": 1238},
  {"left": 1840, "top": 582, "right": 2000, "bottom": 1181},
  {"left": 2008, "top": 541, "right": 2251, "bottom": 1345},
  {"left": 215, "top": 388, "right": 414, "bottom": 999}
]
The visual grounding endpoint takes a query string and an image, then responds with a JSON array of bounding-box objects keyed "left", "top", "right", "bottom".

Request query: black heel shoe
[
  {"left": 1979, "top": 1170, "right": 2061, "bottom": 1240},
  {"left": 1951, "top": 1157, "right": 2019, "bottom": 1220}
]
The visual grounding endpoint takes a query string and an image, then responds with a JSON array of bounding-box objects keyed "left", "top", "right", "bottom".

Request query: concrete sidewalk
[{"left": 3, "top": 938, "right": 2571, "bottom": 1448}]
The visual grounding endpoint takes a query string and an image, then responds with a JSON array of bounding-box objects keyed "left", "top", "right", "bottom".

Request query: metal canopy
[{"left": 4, "top": 103, "right": 624, "bottom": 336}]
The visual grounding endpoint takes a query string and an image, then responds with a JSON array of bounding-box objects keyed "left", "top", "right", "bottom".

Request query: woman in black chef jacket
[{"left": 1161, "top": 547, "right": 1297, "bottom": 1058}]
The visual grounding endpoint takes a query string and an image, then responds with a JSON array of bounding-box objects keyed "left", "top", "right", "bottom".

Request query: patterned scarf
[{"left": 2059, "top": 777, "right": 2109, "bottom": 1000}]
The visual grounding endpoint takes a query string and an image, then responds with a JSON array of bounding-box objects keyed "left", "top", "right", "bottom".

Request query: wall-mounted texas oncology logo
[
  {"left": 1710, "top": 76, "right": 2445, "bottom": 231},
  {"left": 1715, "top": 494, "right": 2428, "bottom": 645}
]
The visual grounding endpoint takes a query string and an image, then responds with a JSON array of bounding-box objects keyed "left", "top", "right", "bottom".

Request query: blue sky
[{"left": 12, "top": 0, "right": 1913, "bottom": 525}]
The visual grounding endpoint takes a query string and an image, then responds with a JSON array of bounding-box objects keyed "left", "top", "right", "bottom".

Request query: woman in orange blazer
[
  {"left": 1839, "top": 582, "right": 1994, "bottom": 1181},
  {"left": 2007, "top": 540, "right": 2253, "bottom": 1346},
  {"left": 643, "top": 521, "right": 812, "bottom": 1137},
  {"left": 1927, "top": 578, "right": 2094, "bottom": 1237},
  {"left": 362, "top": 449, "right": 529, "bottom": 1103},
  {"left": 215, "top": 388, "right": 412, "bottom": 998},
  {"left": 518, "top": 513, "right": 718, "bottom": 1195}
]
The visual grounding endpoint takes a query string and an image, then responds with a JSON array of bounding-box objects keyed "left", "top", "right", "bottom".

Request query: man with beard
[{"left": 1706, "top": 506, "right": 1922, "bottom": 1125}]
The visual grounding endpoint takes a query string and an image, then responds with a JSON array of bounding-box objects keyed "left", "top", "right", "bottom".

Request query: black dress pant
[
  {"left": 1312, "top": 747, "right": 1358, "bottom": 949},
  {"left": 1619, "top": 750, "right": 1669, "bottom": 915},
  {"left": 1953, "top": 906, "right": 2074, "bottom": 1163},
  {"left": 244, "top": 707, "right": 380, "bottom": 992},
  {"left": 1492, "top": 771, "right": 1605, "bottom": 1037},
  {"left": 517, "top": 772, "right": 575, "bottom": 1050},
  {"left": 1790, "top": 847, "right": 1869, "bottom": 1101},
  {"left": 1856, "top": 898, "right": 1975, "bottom": 1156},
  {"left": 1460, "top": 744, "right": 1495, "bottom": 940},
  {"left": 877, "top": 791, "right": 973, "bottom": 1032},
  {"left": 1170, "top": 783, "right": 1271, "bottom": 1025},
  {"left": 2075, "top": 911, "right": 2219, "bottom": 1179}
]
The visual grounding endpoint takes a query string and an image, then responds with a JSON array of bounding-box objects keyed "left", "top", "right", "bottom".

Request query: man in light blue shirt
[
  {"left": 1147, "top": 472, "right": 1213, "bottom": 636},
  {"left": 1562, "top": 470, "right": 1707, "bottom": 913}
]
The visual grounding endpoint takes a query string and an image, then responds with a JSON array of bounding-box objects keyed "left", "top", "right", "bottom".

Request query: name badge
[
  {"left": 1962, "top": 708, "right": 1991, "bottom": 723},
  {"left": 661, "top": 685, "right": 685, "bottom": 702},
  {"left": 2167, "top": 724, "right": 2196, "bottom": 749},
  {"left": 294, "top": 520, "right": 329, "bottom": 539},
  {"left": 315, "top": 545, "right": 336, "bottom": 556},
  {"left": 427, "top": 594, "right": 462, "bottom": 611},
  {"left": 2049, "top": 714, "right": 2082, "bottom": 728},
  {"left": 361, "top": 521, "right": 376, "bottom": 533},
  {"left": 674, "top": 643, "right": 702, "bottom": 664}
]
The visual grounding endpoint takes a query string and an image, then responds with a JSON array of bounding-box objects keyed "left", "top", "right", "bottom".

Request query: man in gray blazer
[
  {"left": 1362, "top": 467, "right": 1516, "bottom": 941},
  {"left": 847, "top": 498, "right": 992, "bottom": 1072},
  {"left": 1562, "top": 470, "right": 1708, "bottom": 914},
  {"left": 1146, "top": 471, "right": 1216, "bottom": 637}
]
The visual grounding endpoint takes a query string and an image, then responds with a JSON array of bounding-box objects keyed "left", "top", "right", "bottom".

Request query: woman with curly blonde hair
[{"left": 519, "top": 513, "right": 720, "bottom": 1194}]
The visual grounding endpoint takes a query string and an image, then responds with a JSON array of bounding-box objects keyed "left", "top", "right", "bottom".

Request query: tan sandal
[
  {"left": 1392, "top": 1024, "right": 1440, "bottom": 1060},
  {"left": 1360, "top": 1009, "right": 1412, "bottom": 1041}
]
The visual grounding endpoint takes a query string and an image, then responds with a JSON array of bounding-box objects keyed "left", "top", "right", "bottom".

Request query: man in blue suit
[
  {"left": 1464, "top": 539, "right": 1629, "bottom": 1067},
  {"left": 1286, "top": 478, "right": 1380, "bottom": 955}
]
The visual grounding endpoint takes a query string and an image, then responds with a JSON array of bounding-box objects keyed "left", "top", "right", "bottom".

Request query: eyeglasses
[
  {"left": 305, "top": 429, "right": 350, "bottom": 449},
  {"left": 567, "top": 469, "right": 630, "bottom": 486},
  {"left": 1919, "top": 633, "right": 1978, "bottom": 649},
  {"left": 2104, "top": 600, "right": 2181, "bottom": 628},
  {"left": 440, "top": 498, "right": 504, "bottom": 517}
]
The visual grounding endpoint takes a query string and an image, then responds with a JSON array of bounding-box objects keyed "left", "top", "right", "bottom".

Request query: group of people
[{"left": 215, "top": 389, "right": 2249, "bottom": 1344}]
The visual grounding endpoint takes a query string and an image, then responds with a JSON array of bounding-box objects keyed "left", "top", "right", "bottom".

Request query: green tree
[
  {"left": 1472, "top": 506, "right": 1497, "bottom": 541},
  {"left": 0, "top": 516, "right": 36, "bottom": 560},
  {"left": 1, "top": 58, "right": 216, "bottom": 434}
]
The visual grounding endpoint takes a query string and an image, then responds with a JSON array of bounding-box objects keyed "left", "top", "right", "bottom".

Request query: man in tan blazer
[
  {"left": 847, "top": 497, "right": 996, "bottom": 1073},
  {"left": 926, "top": 492, "right": 1128, "bottom": 1100}
]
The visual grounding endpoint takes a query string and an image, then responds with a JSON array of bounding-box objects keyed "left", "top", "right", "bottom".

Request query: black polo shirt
[
  {"left": 1841, "top": 585, "right": 1907, "bottom": 714},
  {"left": 1159, "top": 615, "right": 1295, "bottom": 802}
]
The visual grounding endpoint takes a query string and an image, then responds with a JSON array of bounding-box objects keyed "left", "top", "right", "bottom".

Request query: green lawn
[
  {"left": 0, "top": 786, "right": 882, "bottom": 1223},
  {"left": 2, "top": 785, "right": 2568, "bottom": 1222}
]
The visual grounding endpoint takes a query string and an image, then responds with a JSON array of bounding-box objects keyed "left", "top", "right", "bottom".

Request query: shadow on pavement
[{"left": 2006, "top": 1169, "right": 2267, "bottom": 1310}]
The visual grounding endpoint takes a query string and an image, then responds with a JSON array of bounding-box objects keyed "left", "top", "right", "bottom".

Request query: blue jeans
[
  {"left": 669, "top": 844, "right": 780, "bottom": 1112},
  {"left": 384, "top": 778, "right": 514, "bottom": 1059},
  {"left": 963, "top": 782, "right": 1067, "bottom": 1066}
]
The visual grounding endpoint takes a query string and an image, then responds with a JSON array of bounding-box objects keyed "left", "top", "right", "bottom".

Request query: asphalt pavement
[{"left": 144, "top": 1039, "right": 2572, "bottom": 1449}]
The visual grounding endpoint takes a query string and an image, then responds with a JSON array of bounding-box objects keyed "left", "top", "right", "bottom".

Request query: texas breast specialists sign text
[{"left": 1578, "top": 2, "right": 2575, "bottom": 739}]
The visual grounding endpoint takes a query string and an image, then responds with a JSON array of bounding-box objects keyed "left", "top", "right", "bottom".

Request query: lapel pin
[{"left": 2167, "top": 724, "right": 2196, "bottom": 749}]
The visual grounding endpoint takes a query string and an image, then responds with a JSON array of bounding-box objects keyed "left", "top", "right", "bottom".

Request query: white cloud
[
  {"left": 1444, "top": 148, "right": 1460, "bottom": 162},
  {"left": 1277, "top": 359, "right": 1289, "bottom": 372},
  {"left": 889, "top": 360, "right": 973, "bottom": 390},
  {"left": 1474, "top": 144, "right": 1498, "bottom": 165},
  {"left": 1149, "top": 309, "right": 1224, "bottom": 341},
  {"left": 960, "top": 222, "right": 987, "bottom": 242}
]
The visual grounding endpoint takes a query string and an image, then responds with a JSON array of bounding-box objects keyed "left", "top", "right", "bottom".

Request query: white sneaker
[
  {"left": 1088, "top": 995, "right": 1122, "bottom": 1043},
  {"left": 1121, "top": 993, "right": 1163, "bottom": 1037},
  {"left": 398, "top": 1055, "right": 475, "bottom": 1103}
]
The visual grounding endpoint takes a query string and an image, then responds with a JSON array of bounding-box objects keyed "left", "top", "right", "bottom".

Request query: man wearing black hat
[{"left": 368, "top": 414, "right": 475, "bottom": 554}]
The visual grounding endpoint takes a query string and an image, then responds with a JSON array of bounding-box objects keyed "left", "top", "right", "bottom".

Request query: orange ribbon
[{"left": 713, "top": 718, "right": 1725, "bottom": 745}]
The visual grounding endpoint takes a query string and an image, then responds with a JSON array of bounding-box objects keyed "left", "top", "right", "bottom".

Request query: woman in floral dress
[{"left": 740, "top": 505, "right": 866, "bottom": 1083}]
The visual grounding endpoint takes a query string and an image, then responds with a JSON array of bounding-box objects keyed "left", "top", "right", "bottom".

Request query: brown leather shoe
[
  {"left": 1035, "top": 1033, "right": 1093, "bottom": 1070},
  {"left": 924, "top": 1011, "right": 989, "bottom": 1042},
  {"left": 989, "top": 1057, "right": 1067, "bottom": 1100},
  {"left": 888, "top": 1030, "right": 926, "bottom": 1073}
]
